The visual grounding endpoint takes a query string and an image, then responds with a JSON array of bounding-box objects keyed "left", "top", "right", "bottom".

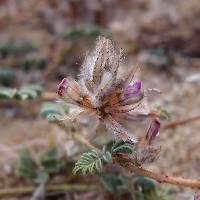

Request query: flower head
[{"left": 57, "top": 36, "right": 160, "bottom": 144}]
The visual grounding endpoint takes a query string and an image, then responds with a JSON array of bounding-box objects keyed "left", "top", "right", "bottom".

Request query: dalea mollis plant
[
  {"left": 53, "top": 37, "right": 200, "bottom": 196},
  {"left": 57, "top": 36, "right": 160, "bottom": 146}
]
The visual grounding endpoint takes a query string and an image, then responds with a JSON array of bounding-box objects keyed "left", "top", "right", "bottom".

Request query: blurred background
[{"left": 0, "top": 0, "right": 200, "bottom": 199}]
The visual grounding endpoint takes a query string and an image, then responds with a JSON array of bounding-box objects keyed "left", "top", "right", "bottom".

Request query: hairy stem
[
  {"left": 131, "top": 166, "right": 200, "bottom": 189},
  {"left": 73, "top": 132, "right": 100, "bottom": 150},
  {"left": 114, "top": 153, "right": 200, "bottom": 189},
  {"left": 0, "top": 184, "right": 100, "bottom": 198},
  {"left": 55, "top": 120, "right": 100, "bottom": 151},
  {"left": 162, "top": 114, "right": 200, "bottom": 130}
]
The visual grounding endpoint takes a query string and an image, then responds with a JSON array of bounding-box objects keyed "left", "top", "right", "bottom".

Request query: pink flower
[
  {"left": 123, "top": 81, "right": 141, "bottom": 98},
  {"left": 145, "top": 119, "right": 160, "bottom": 144},
  {"left": 57, "top": 36, "right": 160, "bottom": 144},
  {"left": 57, "top": 78, "right": 68, "bottom": 97},
  {"left": 57, "top": 77, "right": 81, "bottom": 103}
]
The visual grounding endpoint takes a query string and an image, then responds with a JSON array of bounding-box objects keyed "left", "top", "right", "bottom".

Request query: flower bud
[
  {"left": 145, "top": 119, "right": 160, "bottom": 144},
  {"left": 57, "top": 78, "right": 68, "bottom": 97},
  {"left": 121, "top": 81, "right": 143, "bottom": 105},
  {"left": 57, "top": 77, "right": 81, "bottom": 102}
]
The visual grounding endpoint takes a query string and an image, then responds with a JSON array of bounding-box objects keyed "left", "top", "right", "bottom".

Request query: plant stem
[
  {"left": 113, "top": 154, "right": 200, "bottom": 189},
  {"left": 162, "top": 114, "right": 200, "bottom": 130},
  {"left": 56, "top": 120, "right": 100, "bottom": 151},
  {"left": 0, "top": 184, "right": 100, "bottom": 198},
  {"left": 130, "top": 166, "right": 200, "bottom": 189},
  {"left": 73, "top": 132, "right": 100, "bottom": 151}
]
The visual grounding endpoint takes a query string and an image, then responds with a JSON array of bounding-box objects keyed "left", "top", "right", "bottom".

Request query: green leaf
[
  {"left": 21, "top": 58, "right": 48, "bottom": 71},
  {"left": 95, "top": 159, "right": 103, "bottom": 172},
  {"left": 134, "top": 176, "right": 156, "bottom": 192},
  {"left": 46, "top": 114, "right": 62, "bottom": 123},
  {"left": 0, "top": 85, "right": 42, "bottom": 101},
  {"left": 0, "top": 68, "right": 15, "bottom": 81},
  {"left": 0, "top": 42, "right": 35, "bottom": 57},
  {"left": 0, "top": 87, "right": 17, "bottom": 99},
  {"left": 15, "top": 85, "right": 42, "bottom": 100},
  {"left": 41, "top": 148, "right": 66, "bottom": 174},
  {"left": 35, "top": 59, "right": 48, "bottom": 70},
  {"left": 112, "top": 141, "right": 133, "bottom": 154},
  {"left": 26, "top": 85, "right": 42, "bottom": 96},
  {"left": 64, "top": 27, "right": 84, "bottom": 40},
  {"left": 16, "top": 42, "right": 36, "bottom": 53},
  {"left": 0, "top": 43, "right": 16, "bottom": 57},
  {"left": 21, "top": 58, "right": 35, "bottom": 71},
  {"left": 148, "top": 48, "right": 167, "bottom": 59},
  {"left": 100, "top": 173, "right": 128, "bottom": 193},
  {"left": 64, "top": 26, "right": 111, "bottom": 40},
  {"left": 16, "top": 149, "right": 37, "bottom": 180},
  {"left": 34, "top": 170, "right": 49, "bottom": 184},
  {"left": 84, "top": 26, "right": 109, "bottom": 38},
  {"left": 155, "top": 107, "right": 170, "bottom": 120},
  {"left": 73, "top": 150, "right": 102, "bottom": 175},
  {"left": 102, "top": 151, "right": 112, "bottom": 164},
  {"left": 41, "top": 102, "right": 65, "bottom": 119}
]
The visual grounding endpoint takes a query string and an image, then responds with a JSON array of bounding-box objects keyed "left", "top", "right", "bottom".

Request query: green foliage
[
  {"left": 0, "top": 42, "right": 35, "bottom": 58},
  {"left": 0, "top": 43, "right": 15, "bottom": 57},
  {"left": 155, "top": 106, "right": 170, "bottom": 120},
  {"left": 100, "top": 173, "right": 128, "bottom": 193},
  {"left": 84, "top": 26, "right": 110, "bottom": 38},
  {"left": 21, "top": 59, "right": 35, "bottom": 71},
  {"left": 134, "top": 176, "right": 175, "bottom": 200},
  {"left": 16, "top": 148, "right": 68, "bottom": 184},
  {"left": 134, "top": 176, "right": 156, "bottom": 192},
  {"left": 15, "top": 85, "right": 42, "bottom": 100},
  {"left": 40, "top": 102, "right": 68, "bottom": 122},
  {"left": 112, "top": 141, "right": 133, "bottom": 154},
  {"left": 36, "top": 59, "right": 48, "bottom": 70},
  {"left": 73, "top": 150, "right": 102, "bottom": 175},
  {"left": 41, "top": 148, "right": 67, "bottom": 174},
  {"left": 0, "top": 85, "right": 42, "bottom": 100},
  {"left": 73, "top": 141, "right": 134, "bottom": 175},
  {"left": 64, "top": 25, "right": 110, "bottom": 40},
  {"left": 0, "top": 87, "right": 17, "bottom": 99},
  {"left": 102, "top": 151, "right": 112, "bottom": 164},
  {"left": 34, "top": 170, "right": 50, "bottom": 184},
  {"left": 64, "top": 27, "right": 83, "bottom": 40},
  {"left": 100, "top": 173, "right": 175, "bottom": 199},
  {"left": 21, "top": 58, "right": 48, "bottom": 71},
  {"left": 134, "top": 176, "right": 157, "bottom": 199},
  {"left": 16, "top": 149, "right": 38, "bottom": 180},
  {"left": 148, "top": 48, "right": 169, "bottom": 62},
  {"left": 100, "top": 173, "right": 156, "bottom": 195},
  {"left": 73, "top": 149, "right": 112, "bottom": 175},
  {"left": 0, "top": 68, "right": 15, "bottom": 82}
]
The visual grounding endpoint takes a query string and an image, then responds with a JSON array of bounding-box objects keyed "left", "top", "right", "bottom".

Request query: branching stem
[
  {"left": 113, "top": 153, "right": 200, "bottom": 189},
  {"left": 162, "top": 114, "right": 200, "bottom": 130},
  {"left": 130, "top": 166, "right": 200, "bottom": 189}
]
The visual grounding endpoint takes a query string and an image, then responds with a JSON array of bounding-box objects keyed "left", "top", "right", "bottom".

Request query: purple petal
[
  {"left": 57, "top": 78, "right": 68, "bottom": 96},
  {"left": 145, "top": 119, "right": 160, "bottom": 144},
  {"left": 122, "top": 80, "right": 142, "bottom": 100}
]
